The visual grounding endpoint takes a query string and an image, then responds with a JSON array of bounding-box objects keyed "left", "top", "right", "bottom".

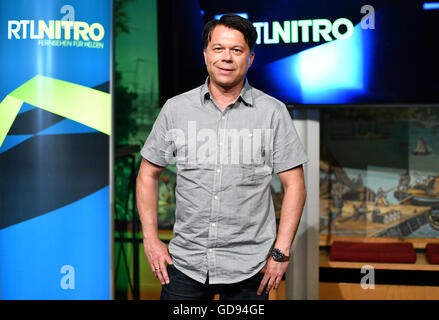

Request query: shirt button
[
  {"left": 209, "top": 249, "right": 213, "bottom": 253},
  {"left": 216, "top": 169, "right": 221, "bottom": 173},
  {"left": 249, "top": 133, "right": 253, "bottom": 137},
  {"left": 219, "top": 142, "right": 223, "bottom": 146},
  {"left": 211, "top": 223, "right": 216, "bottom": 227},
  {"left": 214, "top": 195, "right": 218, "bottom": 200}
]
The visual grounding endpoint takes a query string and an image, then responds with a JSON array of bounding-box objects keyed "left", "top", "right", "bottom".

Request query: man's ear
[
  {"left": 248, "top": 52, "right": 255, "bottom": 68},
  {"left": 203, "top": 49, "right": 207, "bottom": 65}
]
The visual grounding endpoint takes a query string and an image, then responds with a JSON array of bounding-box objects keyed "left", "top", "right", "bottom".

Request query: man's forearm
[
  {"left": 136, "top": 160, "right": 172, "bottom": 283},
  {"left": 274, "top": 181, "right": 306, "bottom": 255},
  {"left": 136, "top": 174, "right": 160, "bottom": 241}
]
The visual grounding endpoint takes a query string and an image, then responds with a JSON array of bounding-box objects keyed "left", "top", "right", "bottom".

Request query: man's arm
[
  {"left": 273, "top": 165, "right": 306, "bottom": 254},
  {"left": 136, "top": 158, "right": 173, "bottom": 285},
  {"left": 257, "top": 165, "right": 306, "bottom": 295}
]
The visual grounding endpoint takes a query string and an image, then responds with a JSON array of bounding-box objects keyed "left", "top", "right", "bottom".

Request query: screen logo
[
  {"left": 7, "top": 5, "right": 106, "bottom": 49},
  {"left": 253, "top": 18, "right": 354, "bottom": 45},
  {"left": 215, "top": 6, "right": 375, "bottom": 45}
]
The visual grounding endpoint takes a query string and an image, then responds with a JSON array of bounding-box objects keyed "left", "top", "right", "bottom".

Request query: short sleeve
[
  {"left": 140, "top": 101, "right": 175, "bottom": 167},
  {"left": 272, "top": 104, "right": 308, "bottom": 174}
]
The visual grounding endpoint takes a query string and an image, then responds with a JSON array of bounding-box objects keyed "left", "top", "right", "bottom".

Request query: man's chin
[{"left": 211, "top": 77, "right": 243, "bottom": 89}]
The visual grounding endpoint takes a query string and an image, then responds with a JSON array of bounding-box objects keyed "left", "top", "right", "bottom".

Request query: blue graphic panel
[
  {"left": 0, "top": 134, "right": 33, "bottom": 154},
  {"left": 0, "top": 0, "right": 111, "bottom": 101},
  {"left": 17, "top": 103, "right": 36, "bottom": 115},
  {"left": 0, "top": 187, "right": 110, "bottom": 300},
  {"left": 38, "top": 118, "right": 98, "bottom": 135},
  {"left": 0, "top": 0, "right": 111, "bottom": 300}
]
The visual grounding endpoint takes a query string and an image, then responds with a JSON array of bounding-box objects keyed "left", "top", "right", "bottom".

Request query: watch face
[{"left": 272, "top": 248, "right": 285, "bottom": 261}]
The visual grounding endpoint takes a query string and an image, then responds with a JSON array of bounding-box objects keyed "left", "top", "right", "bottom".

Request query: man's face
[{"left": 203, "top": 25, "right": 255, "bottom": 89}]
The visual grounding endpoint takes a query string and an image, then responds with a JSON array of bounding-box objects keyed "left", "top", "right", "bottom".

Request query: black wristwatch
[{"left": 270, "top": 248, "right": 290, "bottom": 262}]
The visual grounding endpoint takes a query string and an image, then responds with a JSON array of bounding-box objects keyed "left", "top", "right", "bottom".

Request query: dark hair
[{"left": 202, "top": 14, "right": 258, "bottom": 52}]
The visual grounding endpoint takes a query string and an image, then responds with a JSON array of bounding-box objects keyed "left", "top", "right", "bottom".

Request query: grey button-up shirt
[{"left": 140, "top": 78, "right": 308, "bottom": 284}]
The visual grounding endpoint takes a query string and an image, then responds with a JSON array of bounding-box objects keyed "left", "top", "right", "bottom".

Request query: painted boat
[
  {"left": 412, "top": 137, "right": 432, "bottom": 155},
  {"left": 394, "top": 190, "right": 439, "bottom": 208},
  {"left": 428, "top": 210, "right": 439, "bottom": 232}
]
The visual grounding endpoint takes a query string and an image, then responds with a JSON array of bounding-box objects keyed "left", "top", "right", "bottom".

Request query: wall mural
[{"left": 320, "top": 107, "right": 439, "bottom": 240}]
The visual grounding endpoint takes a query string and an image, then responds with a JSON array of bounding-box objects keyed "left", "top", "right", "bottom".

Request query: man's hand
[
  {"left": 137, "top": 158, "right": 172, "bottom": 285},
  {"left": 257, "top": 256, "right": 289, "bottom": 295},
  {"left": 143, "top": 238, "right": 173, "bottom": 285}
]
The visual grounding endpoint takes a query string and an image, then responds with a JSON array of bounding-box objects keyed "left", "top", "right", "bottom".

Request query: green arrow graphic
[
  {"left": 0, "top": 75, "right": 111, "bottom": 148},
  {"left": 0, "top": 95, "right": 24, "bottom": 147}
]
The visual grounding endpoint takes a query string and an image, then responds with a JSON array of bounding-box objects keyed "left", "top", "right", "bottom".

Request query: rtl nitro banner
[{"left": 0, "top": 0, "right": 112, "bottom": 299}]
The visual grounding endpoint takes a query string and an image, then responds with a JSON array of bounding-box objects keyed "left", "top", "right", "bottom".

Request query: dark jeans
[{"left": 160, "top": 264, "right": 269, "bottom": 300}]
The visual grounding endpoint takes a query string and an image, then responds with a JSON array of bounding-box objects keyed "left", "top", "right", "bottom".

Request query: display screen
[{"left": 158, "top": 0, "right": 439, "bottom": 106}]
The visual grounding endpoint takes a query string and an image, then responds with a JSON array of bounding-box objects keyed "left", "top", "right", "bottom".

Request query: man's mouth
[{"left": 217, "top": 67, "right": 234, "bottom": 73}]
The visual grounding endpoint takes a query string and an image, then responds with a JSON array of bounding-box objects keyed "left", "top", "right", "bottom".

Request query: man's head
[
  {"left": 202, "top": 14, "right": 258, "bottom": 53},
  {"left": 202, "top": 15, "right": 257, "bottom": 90}
]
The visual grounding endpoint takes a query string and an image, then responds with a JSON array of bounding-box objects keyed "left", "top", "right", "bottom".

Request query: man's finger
[
  {"left": 274, "top": 277, "right": 281, "bottom": 290},
  {"left": 152, "top": 264, "right": 161, "bottom": 278},
  {"left": 265, "top": 276, "right": 276, "bottom": 294},
  {"left": 257, "top": 274, "right": 269, "bottom": 295},
  {"left": 161, "top": 261, "right": 170, "bottom": 285},
  {"left": 155, "top": 266, "right": 166, "bottom": 285},
  {"left": 150, "top": 262, "right": 160, "bottom": 274},
  {"left": 165, "top": 254, "right": 173, "bottom": 265}
]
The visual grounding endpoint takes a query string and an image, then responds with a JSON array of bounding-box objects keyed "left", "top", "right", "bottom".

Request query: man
[{"left": 136, "top": 14, "right": 307, "bottom": 300}]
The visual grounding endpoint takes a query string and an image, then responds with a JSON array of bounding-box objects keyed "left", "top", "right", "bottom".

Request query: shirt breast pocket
[
  {"left": 252, "top": 164, "right": 272, "bottom": 180},
  {"left": 240, "top": 163, "right": 272, "bottom": 184}
]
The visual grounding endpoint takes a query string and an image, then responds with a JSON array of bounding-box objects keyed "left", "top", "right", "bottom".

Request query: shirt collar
[{"left": 202, "top": 77, "right": 253, "bottom": 107}]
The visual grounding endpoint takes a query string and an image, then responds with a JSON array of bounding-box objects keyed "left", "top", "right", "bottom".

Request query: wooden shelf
[
  {"left": 320, "top": 250, "right": 439, "bottom": 271},
  {"left": 319, "top": 235, "right": 439, "bottom": 249},
  {"left": 319, "top": 238, "right": 439, "bottom": 299},
  {"left": 319, "top": 282, "right": 439, "bottom": 300}
]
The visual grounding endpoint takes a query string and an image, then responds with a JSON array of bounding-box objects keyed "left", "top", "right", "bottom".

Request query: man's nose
[{"left": 221, "top": 49, "right": 232, "bottom": 61}]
